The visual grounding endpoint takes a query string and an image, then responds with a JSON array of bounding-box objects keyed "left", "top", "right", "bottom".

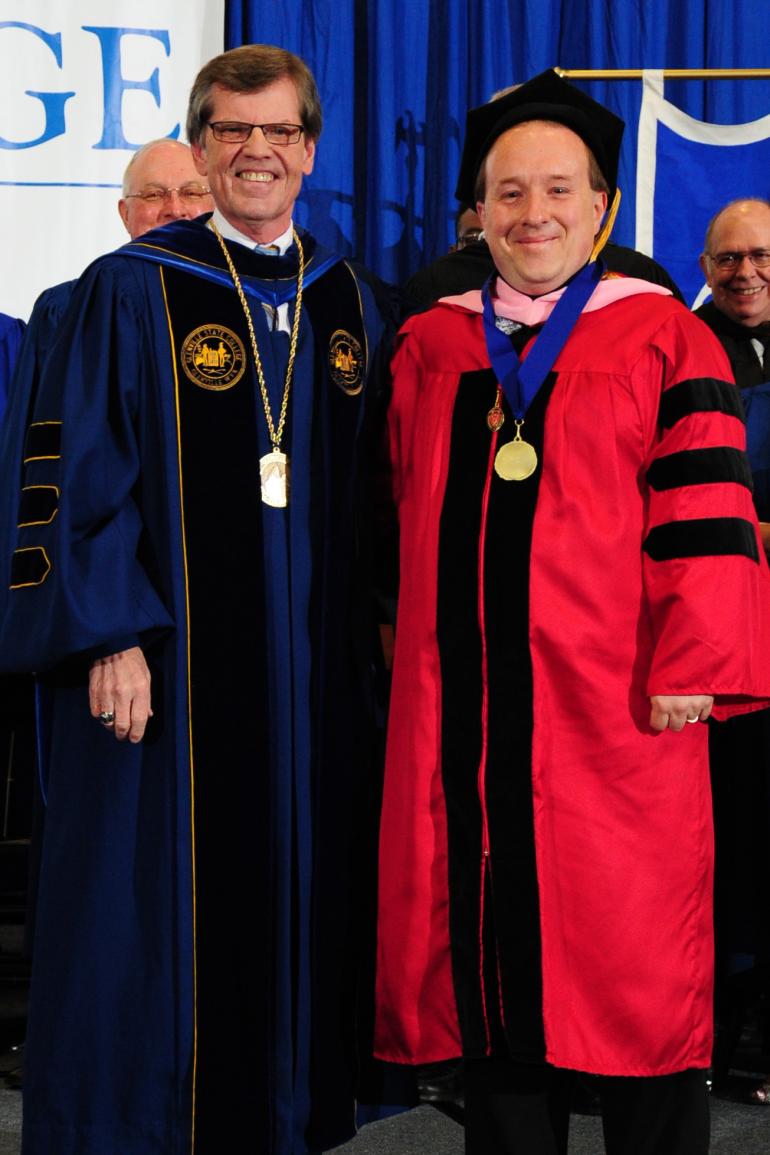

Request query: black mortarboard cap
[{"left": 454, "top": 69, "right": 625, "bottom": 205}]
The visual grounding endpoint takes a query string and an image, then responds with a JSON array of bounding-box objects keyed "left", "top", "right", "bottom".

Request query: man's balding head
[
  {"left": 700, "top": 199, "right": 770, "bottom": 328},
  {"left": 119, "top": 139, "right": 214, "bottom": 239}
]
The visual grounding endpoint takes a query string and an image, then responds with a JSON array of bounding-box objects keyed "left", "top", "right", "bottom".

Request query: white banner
[{"left": 0, "top": 1, "right": 224, "bottom": 319}]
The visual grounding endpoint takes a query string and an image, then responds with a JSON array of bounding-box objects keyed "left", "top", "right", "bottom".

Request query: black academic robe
[{"left": 695, "top": 298, "right": 770, "bottom": 1044}]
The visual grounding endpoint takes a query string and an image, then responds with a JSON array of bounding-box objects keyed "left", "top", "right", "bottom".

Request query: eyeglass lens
[
  {"left": 208, "top": 122, "right": 303, "bottom": 145},
  {"left": 713, "top": 249, "right": 770, "bottom": 270},
  {"left": 132, "top": 186, "right": 210, "bottom": 203}
]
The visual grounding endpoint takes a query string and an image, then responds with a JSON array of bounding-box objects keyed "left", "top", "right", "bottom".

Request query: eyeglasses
[
  {"left": 708, "top": 249, "right": 770, "bottom": 271},
  {"left": 207, "top": 121, "right": 305, "bottom": 146},
  {"left": 457, "top": 228, "right": 484, "bottom": 249},
  {"left": 125, "top": 184, "right": 211, "bottom": 204}
]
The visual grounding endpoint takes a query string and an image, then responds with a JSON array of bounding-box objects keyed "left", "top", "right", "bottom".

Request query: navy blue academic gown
[
  {"left": 0, "top": 219, "right": 396, "bottom": 1155},
  {"left": 0, "top": 312, "right": 26, "bottom": 423}
]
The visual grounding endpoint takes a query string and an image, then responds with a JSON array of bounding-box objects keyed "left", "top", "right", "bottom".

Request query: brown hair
[{"left": 186, "top": 44, "right": 322, "bottom": 147}]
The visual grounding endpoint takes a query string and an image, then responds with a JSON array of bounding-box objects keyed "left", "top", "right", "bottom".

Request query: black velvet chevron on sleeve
[
  {"left": 643, "top": 517, "right": 759, "bottom": 563},
  {"left": 646, "top": 447, "right": 753, "bottom": 493},
  {"left": 658, "top": 378, "right": 745, "bottom": 430},
  {"left": 9, "top": 546, "right": 52, "bottom": 588},
  {"left": 23, "top": 421, "right": 62, "bottom": 462},
  {"left": 17, "top": 485, "right": 59, "bottom": 527}
]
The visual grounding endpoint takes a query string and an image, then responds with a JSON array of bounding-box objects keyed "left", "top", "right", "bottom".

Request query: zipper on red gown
[{"left": 476, "top": 386, "right": 507, "bottom": 1055}]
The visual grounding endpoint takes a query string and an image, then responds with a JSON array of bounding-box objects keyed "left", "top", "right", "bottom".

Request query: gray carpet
[
  {"left": 328, "top": 1098, "right": 770, "bottom": 1154},
  {"left": 0, "top": 1091, "right": 766, "bottom": 1152},
  {"left": 0, "top": 1089, "right": 20, "bottom": 1155}
]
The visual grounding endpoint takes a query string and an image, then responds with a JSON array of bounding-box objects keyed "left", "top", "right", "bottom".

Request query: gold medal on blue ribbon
[
  {"left": 482, "top": 261, "right": 602, "bottom": 483},
  {"left": 494, "top": 420, "right": 538, "bottom": 480}
]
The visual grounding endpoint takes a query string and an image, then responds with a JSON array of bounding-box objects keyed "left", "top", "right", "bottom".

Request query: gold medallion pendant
[
  {"left": 260, "top": 451, "right": 289, "bottom": 507},
  {"left": 494, "top": 420, "right": 538, "bottom": 481},
  {"left": 209, "top": 220, "right": 304, "bottom": 508}
]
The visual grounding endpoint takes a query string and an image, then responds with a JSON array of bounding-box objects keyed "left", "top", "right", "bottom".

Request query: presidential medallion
[
  {"left": 260, "top": 451, "right": 289, "bottom": 508},
  {"left": 209, "top": 222, "right": 306, "bottom": 509}
]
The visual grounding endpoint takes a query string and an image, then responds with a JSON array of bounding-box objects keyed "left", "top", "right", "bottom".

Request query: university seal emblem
[
  {"left": 328, "top": 329, "right": 364, "bottom": 395},
  {"left": 181, "top": 325, "right": 246, "bottom": 391}
]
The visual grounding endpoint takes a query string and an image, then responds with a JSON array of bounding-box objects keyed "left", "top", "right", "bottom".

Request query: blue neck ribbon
[{"left": 481, "top": 259, "right": 604, "bottom": 419}]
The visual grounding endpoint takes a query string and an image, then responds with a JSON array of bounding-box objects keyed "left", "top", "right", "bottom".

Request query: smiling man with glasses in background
[
  {"left": 0, "top": 43, "right": 399, "bottom": 1155},
  {"left": 118, "top": 137, "right": 214, "bottom": 237},
  {"left": 3, "top": 140, "right": 214, "bottom": 429},
  {"left": 697, "top": 199, "right": 770, "bottom": 554}
]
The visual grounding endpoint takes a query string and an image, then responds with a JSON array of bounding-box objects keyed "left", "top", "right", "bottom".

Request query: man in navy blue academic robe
[{"left": 0, "top": 45, "right": 399, "bottom": 1155}]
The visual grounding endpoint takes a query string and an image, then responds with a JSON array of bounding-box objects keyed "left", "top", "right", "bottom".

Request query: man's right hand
[{"left": 89, "top": 646, "right": 153, "bottom": 743}]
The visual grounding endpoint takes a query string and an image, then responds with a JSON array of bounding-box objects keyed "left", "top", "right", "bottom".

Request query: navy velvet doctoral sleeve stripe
[
  {"left": 646, "top": 447, "right": 753, "bottom": 492},
  {"left": 643, "top": 517, "right": 759, "bottom": 562},
  {"left": 659, "top": 377, "right": 745, "bottom": 429}
]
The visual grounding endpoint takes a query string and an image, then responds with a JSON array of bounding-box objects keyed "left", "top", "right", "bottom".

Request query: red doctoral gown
[{"left": 375, "top": 284, "right": 770, "bottom": 1077}]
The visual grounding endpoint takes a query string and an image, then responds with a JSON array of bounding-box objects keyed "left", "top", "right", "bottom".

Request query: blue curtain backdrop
[{"left": 224, "top": 1, "right": 770, "bottom": 284}]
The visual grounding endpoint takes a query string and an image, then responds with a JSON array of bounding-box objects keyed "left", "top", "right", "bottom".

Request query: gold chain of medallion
[{"left": 209, "top": 220, "right": 304, "bottom": 452}]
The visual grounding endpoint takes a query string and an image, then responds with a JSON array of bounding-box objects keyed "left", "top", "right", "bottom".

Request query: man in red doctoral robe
[{"left": 375, "top": 70, "right": 770, "bottom": 1155}]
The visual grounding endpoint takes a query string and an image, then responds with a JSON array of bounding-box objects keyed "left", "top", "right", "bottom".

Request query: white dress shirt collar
[{"left": 209, "top": 210, "right": 294, "bottom": 255}]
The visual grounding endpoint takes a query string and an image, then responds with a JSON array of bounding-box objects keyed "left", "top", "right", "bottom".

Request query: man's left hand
[
  {"left": 649, "top": 694, "right": 714, "bottom": 732},
  {"left": 89, "top": 646, "right": 153, "bottom": 743}
]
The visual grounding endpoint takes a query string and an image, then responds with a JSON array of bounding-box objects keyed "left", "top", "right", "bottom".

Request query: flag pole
[{"left": 556, "top": 68, "right": 770, "bottom": 80}]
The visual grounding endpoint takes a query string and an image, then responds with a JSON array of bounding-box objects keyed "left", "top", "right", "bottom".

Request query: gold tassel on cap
[{"left": 591, "top": 187, "right": 621, "bottom": 262}]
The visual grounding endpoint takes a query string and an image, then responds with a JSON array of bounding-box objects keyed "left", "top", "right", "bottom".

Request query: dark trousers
[{"left": 464, "top": 1059, "right": 710, "bottom": 1155}]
